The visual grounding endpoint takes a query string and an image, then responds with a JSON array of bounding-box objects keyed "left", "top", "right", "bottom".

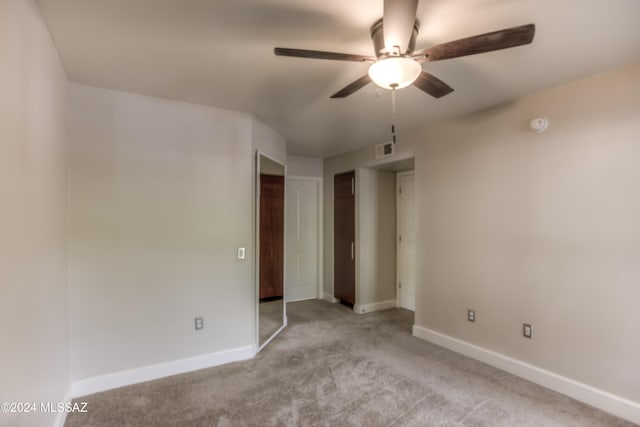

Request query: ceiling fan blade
[
  {"left": 383, "top": 0, "right": 419, "bottom": 53},
  {"left": 274, "top": 47, "right": 375, "bottom": 63},
  {"left": 414, "top": 23, "right": 535, "bottom": 62},
  {"left": 330, "top": 75, "right": 372, "bottom": 98},
  {"left": 413, "top": 71, "right": 454, "bottom": 98}
]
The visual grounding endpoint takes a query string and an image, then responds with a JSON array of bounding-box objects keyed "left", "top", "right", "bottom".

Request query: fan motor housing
[{"left": 370, "top": 18, "right": 420, "bottom": 56}]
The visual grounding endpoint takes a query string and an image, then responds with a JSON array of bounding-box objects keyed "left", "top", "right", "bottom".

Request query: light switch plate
[
  {"left": 237, "top": 247, "right": 246, "bottom": 260},
  {"left": 195, "top": 317, "right": 204, "bottom": 330}
]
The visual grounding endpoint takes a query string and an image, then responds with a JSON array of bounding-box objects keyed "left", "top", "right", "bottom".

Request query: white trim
[
  {"left": 396, "top": 170, "right": 415, "bottom": 311},
  {"left": 71, "top": 345, "right": 255, "bottom": 398},
  {"left": 317, "top": 178, "right": 323, "bottom": 301},
  {"left": 53, "top": 388, "right": 72, "bottom": 427},
  {"left": 252, "top": 153, "right": 258, "bottom": 354},
  {"left": 282, "top": 164, "right": 288, "bottom": 345},
  {"left": 324, "top": 292, "right": 339, "bottom": 303},
  {"left": 412, "top": 325, "right": 640, "bottom": 425},
  {"left": 354, "top": 299, "right": 396, "bottom": 314},
  {"left": 286, "top": 175, "right": 322, "bottom": 181}
]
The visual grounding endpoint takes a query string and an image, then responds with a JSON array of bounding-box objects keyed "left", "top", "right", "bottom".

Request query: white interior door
[
  {"left": 285, "top": 177, "right": 320, "bottom": 302},
  {"left": 397, "top": 171, "right": 416, "bottom": 311}
]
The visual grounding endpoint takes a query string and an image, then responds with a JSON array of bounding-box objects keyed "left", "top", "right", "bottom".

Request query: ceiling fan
[{"left": 274, "top": 0, "right": 535, "bottom": 99}]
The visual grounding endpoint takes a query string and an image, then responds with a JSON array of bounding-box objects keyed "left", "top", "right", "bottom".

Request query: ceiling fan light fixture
[{"left": 368, "top": 56, "right": 421, "bottom": 90}]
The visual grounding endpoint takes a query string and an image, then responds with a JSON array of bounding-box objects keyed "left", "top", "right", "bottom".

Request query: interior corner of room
[{"left": 3, "top": 0, "right": 640, "bottom": 425}]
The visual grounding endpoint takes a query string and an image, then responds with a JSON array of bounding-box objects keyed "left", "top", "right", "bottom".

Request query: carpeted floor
[{"left": 65, "top": 300, "right": 635, "bottom": 426}]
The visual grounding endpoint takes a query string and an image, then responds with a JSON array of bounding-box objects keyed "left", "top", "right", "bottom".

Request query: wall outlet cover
[{"left": 467, "top": 309, "right": 476, "bottom": 322}]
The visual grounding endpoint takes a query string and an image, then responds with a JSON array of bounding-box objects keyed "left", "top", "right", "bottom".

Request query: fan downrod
[{"left": 370, "top": 18, "right": 420, "bottom": 56}]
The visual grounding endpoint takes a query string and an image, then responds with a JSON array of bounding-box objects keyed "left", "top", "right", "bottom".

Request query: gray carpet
[{"left": 65, "top": 300, "right": 635, "bottom": 426}]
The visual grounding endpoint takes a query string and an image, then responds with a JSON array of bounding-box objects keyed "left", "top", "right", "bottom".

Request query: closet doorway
[{"left": 333, "top": 171, "right": 355, "bottom": 305}]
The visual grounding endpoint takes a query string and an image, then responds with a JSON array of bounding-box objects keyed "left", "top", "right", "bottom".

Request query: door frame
[
  {"left": 286, "top": 175, "right": 323, "bottom": 300},
  {"left": 396, "top": 170, "right": 415, "bottom": 309}
]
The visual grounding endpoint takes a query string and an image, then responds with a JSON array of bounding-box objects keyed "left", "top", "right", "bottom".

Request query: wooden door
[
  {"left": 260, "top": 174, "right": 285, "bottom": 300},
  {"left": 334, "top": 171, "right": 355, "bottom": 305},
  {"left": 285, "top": 178, "right": 319, "bottom": 302}
]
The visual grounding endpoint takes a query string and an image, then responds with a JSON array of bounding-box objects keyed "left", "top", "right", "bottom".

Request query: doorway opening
[
  {"left": 344, "top": 157, "right": 416, "bottom": 314},
  {"left": 333, "top": 171, "right": 356, "bottom": 306}
]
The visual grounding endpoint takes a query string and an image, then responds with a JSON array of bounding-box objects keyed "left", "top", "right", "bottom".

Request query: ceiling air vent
[{"left": 375, "top": 142, "right": 395, "bottom": 159}]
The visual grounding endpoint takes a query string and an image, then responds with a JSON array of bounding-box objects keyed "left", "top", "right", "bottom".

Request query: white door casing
[
  {"left": 397, "top": 171, "right": 416, "bottom": 311},
  {"left": 285, "top": 177, "right": 321, "bottom": 302}
]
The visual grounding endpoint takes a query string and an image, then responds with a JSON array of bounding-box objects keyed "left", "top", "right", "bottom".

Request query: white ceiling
[{"left": 38, "top": 0, "right": 640, "bottom": 158}]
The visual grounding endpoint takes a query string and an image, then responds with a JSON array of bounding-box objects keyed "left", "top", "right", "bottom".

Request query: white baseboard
[
  {"left": 354, "top": 299, "right": 396, "bottom": 314},
  {"left": 412, "top": 325, "right": 640, "bottom": 425},
  {"left": 71, "top": 345, "right": 256, "bottom": 398},
  {"left": 53, "top": 387, "right": 72, "bottom": 427},
  {"left": 323, "top": 292, "right": 339, "bottom": 303}
]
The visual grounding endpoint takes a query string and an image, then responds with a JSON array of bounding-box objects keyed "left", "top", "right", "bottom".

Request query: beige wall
[
  {"left": 252, "top": 117, "right": 287, "bottom": 163},
  {"left": 357, "top": 168, "right": 397, "bottom": 306},
  {"left": 409, "top": 63, "right": 640, "bottom": 403},
  {"left": 66, "top": 84, "right": 267, "bottom": 381},
  {"left": 287, "top": 155, "right": 324, "bottom": 178},
  {"left": 0, "top": 0, "right": 70, "bottom": 425}
]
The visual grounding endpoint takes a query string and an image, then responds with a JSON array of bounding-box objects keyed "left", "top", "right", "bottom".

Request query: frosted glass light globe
[{"left": 368, "top": 56, "right": 421, "bottom": 90}]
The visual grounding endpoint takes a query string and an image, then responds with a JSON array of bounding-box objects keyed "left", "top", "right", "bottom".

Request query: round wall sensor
[{"left": 529, "top": 117, "right": 549, "bottom": 133}]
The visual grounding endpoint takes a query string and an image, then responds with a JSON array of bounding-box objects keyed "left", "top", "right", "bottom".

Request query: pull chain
[{"left": 391, "top": 86, "right": 398, "bottom": 144}]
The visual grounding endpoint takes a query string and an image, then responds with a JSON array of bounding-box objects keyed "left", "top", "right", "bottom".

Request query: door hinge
[
  {"left": 399, "top": 187, "right": 402, "bottom": 195},
  {"left": 399, "top": 234, "right": 402, "bottom": 242},
  {"left": 351, "top": 177, "right": 355, "bottom": 195},
  {"left": 399, "top": 282, "right": 402, "bottom": 289}
]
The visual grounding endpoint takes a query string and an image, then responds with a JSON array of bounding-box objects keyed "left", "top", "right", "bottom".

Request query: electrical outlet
[
  {"left": 467, "top": 309, "right": 475, "bottom": 322},
  {"left": 523, "top": 323, "right": 532, "bottom": 338},
  {"left": 195, "top": 317, "right": 204, "bottom": 330}
]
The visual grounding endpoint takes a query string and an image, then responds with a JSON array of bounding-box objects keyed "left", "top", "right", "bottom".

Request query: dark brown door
[
  {"left": 334, "top": 171, "right": 355, "bottom": 305},
  {"left": 259, "top": 174, "right": 285, "bottom": 300}
]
